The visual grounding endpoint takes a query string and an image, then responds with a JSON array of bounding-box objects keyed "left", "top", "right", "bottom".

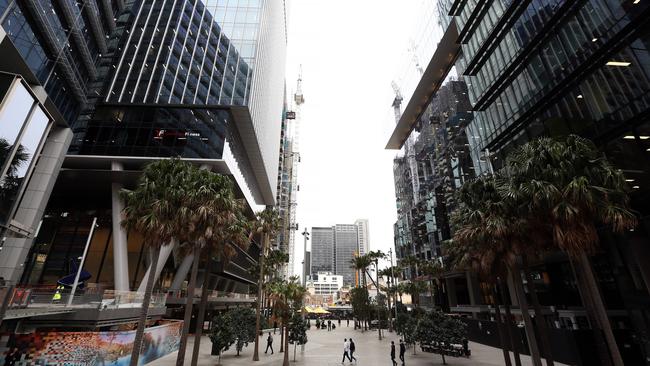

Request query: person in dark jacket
[
  {"left": 399, "top": 339, "right": 406, "bottom": 364},
  {"left": 349, "top": 338, "right": 357, "bottom": 362},
  {"left": 390, "top": 341, "right": 397, "bottom": 366},
  {"left": 265, "top": 332, "right": 274, "bottom": 354}
]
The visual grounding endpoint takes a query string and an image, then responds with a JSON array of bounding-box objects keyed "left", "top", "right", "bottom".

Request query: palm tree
[
  {"left": 190, "top": 199, "right": 251, "bottom": 366},
  {"left": 449, "top": 174, "right": 539, "bottom": 366},
  {"left": 505, "top": 135, "right": 637, "bottom": 366},
  {"left": 269, "top": 277, "right": 307, "bottom": 366},
  {"left": 419, "top": 260, "right": 444, "bottom": 308},
  {"left": 350, "top": 254, "right": 371, "bottom": 288},
  {"left": 121, "top": 158, "right": 194, "bottom": 366},
  {"left": 252, "top": 207, "right": 282, "bottom": 362}
]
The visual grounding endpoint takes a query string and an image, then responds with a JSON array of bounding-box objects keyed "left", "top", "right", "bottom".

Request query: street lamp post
[
  {"left": 389, "top": 248, "right": 398, "bottom": 322},
  {"left": 301, "top": 228, "right": 309, "bottom": 286}
]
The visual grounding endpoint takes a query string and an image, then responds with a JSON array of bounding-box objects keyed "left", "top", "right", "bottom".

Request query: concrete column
[
  {"left": 170, "top": 252, "right": 194, "bottom": 291},
  {"left": 0, "top": 127, "right": 72, "bottom": 282},
  {"left": 466, "top": 271, "right": 483, "bottom": 305},
  {"left": 136, "top": 239, "right": 175, "bottom": 293},
  {"left": 111, "top": 162, "right": 130, "bottom": 292},
  {"left": 446, "top": 277, "right": 458, "bottom": 308}
]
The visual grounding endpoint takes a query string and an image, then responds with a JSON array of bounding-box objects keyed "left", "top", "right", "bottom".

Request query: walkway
[{"left": 151, "top": 324, "right": 565, "bottom": 366}]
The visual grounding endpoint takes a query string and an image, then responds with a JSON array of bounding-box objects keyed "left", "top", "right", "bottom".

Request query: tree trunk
[
  {"left": 176, "top": 246, "right": 201, "bottom": 366},
  {"left": 493, "top": 286, "right": 513, "bottom": 366},
  {"left": 280, "top": 323, "right": 284, "bottom": 352},
  {"left": 441, "top": 352, "right": 446, "bottom": 365},
  {"left": 253, "top": 233, "right": 267, "bottom": 361},
  {"left": 499, "top": 277, "right": 522, "bottom": 366},
  {"left": 283, "top": 323, "right": 290, "bottom": 366},
  {"left": 190, "top": 259, "right": 212, "bottom": 366},
  {"left": 129, "top": 245, "right": 161, "bottom": 366},
  {"left": 511, "top": 265, "right": 542, "bottom": 366},
  {"left": 575, "top": 253, "right": 623, "bottom": 366},
  {"left": 522, "top": 257, "right": 554, "bottom": 366}
]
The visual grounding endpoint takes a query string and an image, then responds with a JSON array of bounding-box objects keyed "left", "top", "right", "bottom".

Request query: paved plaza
[{"left": 151, "top": 324, "right": 565, "bottom": 366}]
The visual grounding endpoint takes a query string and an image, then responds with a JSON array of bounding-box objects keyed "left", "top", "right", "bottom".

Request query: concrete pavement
[{"left": 150, "top": 323, "right": 565, "bottom": 366}]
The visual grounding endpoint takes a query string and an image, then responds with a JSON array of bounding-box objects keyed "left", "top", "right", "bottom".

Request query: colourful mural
[{"left": 0, "top": 320, "right": 182, "bottom": 365}]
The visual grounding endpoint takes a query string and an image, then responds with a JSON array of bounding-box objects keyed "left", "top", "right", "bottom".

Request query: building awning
[{"left": 385, "top": 21, "right": 460, "bottom": 150}]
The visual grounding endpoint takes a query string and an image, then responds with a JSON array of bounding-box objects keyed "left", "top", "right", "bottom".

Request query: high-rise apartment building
[
  {"left": 1, "top": 0, "right": 289, "bottom": 301},
  {"left": 388, "top": 1, "right": 650, "bottom": 364},
  {"left": 310, "top": 220, "right": 370, "bottom": 286}
]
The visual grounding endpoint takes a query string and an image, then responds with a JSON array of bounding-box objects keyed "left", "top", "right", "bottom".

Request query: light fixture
[
  {"left": 623, "top": 135, "right": 636, "bottom": 139},
  {"left": 633, "top": 0, "right": 640, "bottom": 4},
  {"left": 592, "top": 38, "right": 598, "bottom": 42},
  {"left": 606, "top": 61, "right": 631, "bottom": 67},
  {"left": 577, "top": 94, "right": 583, "bottom": 99},
  {"left": 641, "top": 136, "right": 650, "bottom": 140},
  {"left": 626, "top": 179, "right": 635, "bottom": 182},
  {"left": 633, "top": 185, "right": 640, "bottom": 189}
]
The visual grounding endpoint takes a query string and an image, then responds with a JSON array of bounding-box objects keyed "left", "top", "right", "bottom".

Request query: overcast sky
[{"left": 284, "top": 1, "right": 433, "bottom": 274}]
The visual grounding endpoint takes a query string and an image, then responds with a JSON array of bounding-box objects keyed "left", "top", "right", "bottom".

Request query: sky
[{"left": 284, "top": 1, "right": 435, "bottom": 274}]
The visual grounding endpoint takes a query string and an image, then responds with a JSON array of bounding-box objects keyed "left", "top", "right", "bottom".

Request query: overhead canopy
[{"left": 385, "top": 21, "right": 460, "bottom": 150}]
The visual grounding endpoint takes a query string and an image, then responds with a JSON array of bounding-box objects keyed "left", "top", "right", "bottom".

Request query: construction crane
[{"left": 391, "top": 80, "right": 403, "bottom": 125}]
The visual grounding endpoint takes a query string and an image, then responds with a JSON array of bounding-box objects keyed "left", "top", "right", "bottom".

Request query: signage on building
[{"left": 286, "top": 111, "right": 296, "bottom": 119}]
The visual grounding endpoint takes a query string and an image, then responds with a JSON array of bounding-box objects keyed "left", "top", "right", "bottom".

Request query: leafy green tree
[
  {"left": 416, "top": 311, "right": 468, "bottom": 365},
  {"left": 230, "top": 307, "right": 257, "bottom": 356},
  {"left": 350, "top": 287, "right": 371, "bottom": 331},
  {"left": 395, "top": 312, "right": 419, "bottom": 354},
  {"left": 209, "top": 312, "right": 235, "bottom": 364},
  {"left": 288, "top": 313, "right": 308, "bottom": 361},
  {"left": 268, "top": 276, "right": 307, "bottom": 366}
]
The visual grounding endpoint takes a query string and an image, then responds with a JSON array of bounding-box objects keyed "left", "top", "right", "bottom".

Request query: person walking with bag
[{"left": 399, "top": 339, "right": 406, "bottom": 365}]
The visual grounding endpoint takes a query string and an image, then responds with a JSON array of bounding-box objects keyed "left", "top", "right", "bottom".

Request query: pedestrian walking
[
  {"left": 399, "top": 339, "right": 406, "bottom": 365},
  {"left": 265, "top": 332, "right": 274, "bottom": 354},
  {"left": 342, "top": 338, "right": 352, "bottom": 363},
  {"left": 349, "top": 338, "right": 357, "bottom": 362},
  {"left": 338, "top": 317, "right": 341, "bottom": 327},
  {"left": 328, "top": 319, "right": 332, "bottom": 331},
  {"left": 347, "top": 318, "right": 350, "bottom": 327},
  {"left": 390, "top": 341, "right": 397, "bottom": 366}
]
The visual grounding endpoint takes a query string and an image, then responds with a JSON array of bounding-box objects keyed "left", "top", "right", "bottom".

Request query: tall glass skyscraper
[
  {"left": 1, "top": 0, "right": 289, "bottom": 300},
  {"left": 389, "top": 0, "right": 650, "bottom": 364}
]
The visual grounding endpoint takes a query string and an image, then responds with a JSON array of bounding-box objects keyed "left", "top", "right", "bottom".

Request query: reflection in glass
[
  {"left": 0, "top": 104, "right": 50, "bottom": 226},
  {"left": 0, "top": 82, "right": 33, "bottom": 172}
]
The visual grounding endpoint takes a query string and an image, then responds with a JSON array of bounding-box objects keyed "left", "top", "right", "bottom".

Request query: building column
[
  {"left": 170, "top": 253, "right": 194, "bottom": 291},
  {"left": 446, "top": 277, "right": 458, "bottom": 308},
  {"left": 466, "top": 271, "right": 482, "bottom": 305},
  {"left": 136, "top": 239, "right": 175, "bottom": 293},
  {"left": 111, "top": 162, "right": 130, "bottom": 292},
  {"left": 0, "top": 126, "right": 72, "bottom": 282}
]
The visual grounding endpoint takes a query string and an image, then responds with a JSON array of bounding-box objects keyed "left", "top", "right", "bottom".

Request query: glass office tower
[
  {"left": 435, "top": 0, "right": 650, "bottom": 363},
  {"left": 0, "top": 0, "right": 115, "bottom": 282},
  {"left": 16, "top": 0, "right": 289, "bottom": 295}
]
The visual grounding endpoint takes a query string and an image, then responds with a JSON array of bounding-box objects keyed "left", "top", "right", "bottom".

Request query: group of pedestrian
[
  {"left": 390, "top": 339, "right": 406, "bottom": 366},
  {"left": 341, "top": 338, "right": 357, "bottom": 363}
]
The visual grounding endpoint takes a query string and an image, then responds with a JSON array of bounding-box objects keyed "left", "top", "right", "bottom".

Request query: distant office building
[
  {"left": 310, "top": 220, "right": 370, "bottom": 286},
  {"left": 311, "top": 227, "right": 334, "bottom": 275},
  {"left": 306, "top": 271, "right": 343, "bottom": 297}
]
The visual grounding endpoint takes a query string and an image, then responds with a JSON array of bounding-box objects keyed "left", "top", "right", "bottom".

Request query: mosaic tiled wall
[{"left": 0, "top": 320, "right": 182, "bottom": 365}]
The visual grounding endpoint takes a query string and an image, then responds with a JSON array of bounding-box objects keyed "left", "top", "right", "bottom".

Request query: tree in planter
[
  {"left": 416, "top": 311, "right": 468, "bottom": 365},
  {"left": 229, "top": 307, "right": 258, "bottom": 356},
  {"left": 506, "top": 135, "right": 637, "bottom": 366},
  {"left": 121, "top": 158, "right": 195, "bottom": 366},
  {"left": 288, "top": 313, "right": 308, "bottom": 361},
  {"left": 252, "top": 208, "right": 282, "bottom": 362}
]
